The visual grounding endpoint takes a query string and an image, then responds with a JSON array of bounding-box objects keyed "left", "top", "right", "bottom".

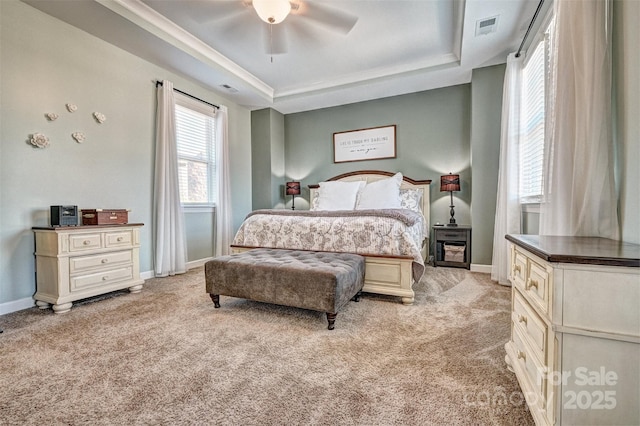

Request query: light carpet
[{"left": 0, "top": 265, "right": 534, "bottom": 425}]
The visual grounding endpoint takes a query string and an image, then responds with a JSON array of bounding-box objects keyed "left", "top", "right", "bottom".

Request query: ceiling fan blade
[
  {"left": 295, "top": 1, "right": 358, "bottom": 35},
  {"left": 286, "top": 18, "right": 318, "bottom": 43},
  {"left": 263, "top": 23, "right": 288, "bottom": 55}
]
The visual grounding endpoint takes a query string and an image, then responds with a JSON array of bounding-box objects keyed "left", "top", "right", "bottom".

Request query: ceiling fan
[{"left": 197, "top": 0, "right": 359, "bottom": 56}]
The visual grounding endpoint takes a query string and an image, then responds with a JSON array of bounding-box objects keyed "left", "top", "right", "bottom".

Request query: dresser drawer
[
  {"left": 525, "top": 259, "right": 550, "bottom": 314},
  {"left": 513, "top": 289, "right": 547, "bottom": 364},
  {"left": 105, "top": 230, "right": 133, "bottom": 248},
  {"left": 69, "top": 233, "right": 102, "bottom": 252},
  {"left": 511, "top": 249, "right": 528, "bottom": 288},
  {"left": 512, "top": 325, "right": 547, "bottom": 407},
  {"left": 70, "top": 266, "right": 133, "bottom": 291},
  {"left": 69, "top": 250, "right": 132, "bottom": 274}
]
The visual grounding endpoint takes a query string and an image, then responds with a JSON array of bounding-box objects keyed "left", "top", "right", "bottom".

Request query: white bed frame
[
  {"left": 312, "top": 170, "right": 431, "bottom": 304},
  {"left": 232, "top": 170, "right": 431, "bottom": 304}
]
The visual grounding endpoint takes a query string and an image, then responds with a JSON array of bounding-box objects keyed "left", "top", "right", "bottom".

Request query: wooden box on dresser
[
  {"left": 504, "top": 234, "right": 639, "bottom": 426},
  {"left": 33, "top": 224, "right": 144, "bottom": 313}
]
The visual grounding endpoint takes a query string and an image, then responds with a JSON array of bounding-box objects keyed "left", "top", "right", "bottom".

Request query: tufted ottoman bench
[{"left": 205, "top": 248, "right": 365, "bottom": 330}]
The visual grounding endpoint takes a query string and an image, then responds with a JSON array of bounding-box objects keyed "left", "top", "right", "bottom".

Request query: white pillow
[
  {"left": 314, "top": 180, "right": 365, "bottom": 211},
  {"left": 356, "top": 172, "right": 403, "bottom": 210}
]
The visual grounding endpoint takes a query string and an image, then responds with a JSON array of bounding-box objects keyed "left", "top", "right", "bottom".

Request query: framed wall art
[{"left": 333, "top": 125, "right": 396, "bottom": 163}]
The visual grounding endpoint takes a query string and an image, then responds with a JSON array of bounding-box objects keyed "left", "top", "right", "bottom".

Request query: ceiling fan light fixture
[{"left": 253, "top": 0, "right": 291, "bottom": 24}]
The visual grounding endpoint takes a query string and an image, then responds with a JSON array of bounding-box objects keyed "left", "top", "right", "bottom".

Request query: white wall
[{"left": 0, "top": 0, "right": 252, "bottom": 310}]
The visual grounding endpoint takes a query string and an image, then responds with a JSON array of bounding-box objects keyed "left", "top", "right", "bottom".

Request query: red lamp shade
[
  {"left": 440, "top": 174, "right": 460, "bottom": 192},
  {"left": 286, "top": 181, "right": 301, "bottom": 196}
]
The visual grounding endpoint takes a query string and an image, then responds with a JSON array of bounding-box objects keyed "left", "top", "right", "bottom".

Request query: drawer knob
[
  {"left": 83, "top": 240, "right": 91, "bottom": 245},
  {"left": 517, "top": 351, "right": 527, "bottom": 361},
  {"left": 518, "top": 314, "right": 528, "bottom": 325},
  {"left": 514, "top": 265, "right": 521, "bottom": 273},
  {"left": 102, "top": 276, "right": 108, "bottom": 281},
  {"left": 117, "top": 237, "right": 124, "bottom": 242},
  {"left": 101, "top": 259, "right": 108, "bottom": 264},
  {"left": 527, "top": 279, "right": 539, "bottom": 290}
]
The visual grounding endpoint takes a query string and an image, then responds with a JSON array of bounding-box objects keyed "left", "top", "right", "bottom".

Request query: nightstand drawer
[
  {"left": 69, "top": 250, "right": 132, "bottom": 274},
  {"left": 69, "top": 233, "right": 102, "bottom": 252},
  {"left": 70, "top": 266, "right": 133, "bottom": 291},
  {"left": 435, "top": 230, "right": 467, "bottom": 241}
]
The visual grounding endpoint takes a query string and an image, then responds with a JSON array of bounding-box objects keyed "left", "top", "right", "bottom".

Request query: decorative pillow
[
  {"left": 355, "top": 172, "right": 403, "bottom": 210},
  {"left": 400, "top": 188, "right": 423, "bottom": 213},
  {"left": 314, "top": 180, "right": 365, "bottom": 211},
  {"left": 310, "top": 191, "right": 320, "bottom": 210}
]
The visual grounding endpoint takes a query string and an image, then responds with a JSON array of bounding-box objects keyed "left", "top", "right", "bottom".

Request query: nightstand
[{"left": 433, "top": 226, "right": 471, "bottom": 269}]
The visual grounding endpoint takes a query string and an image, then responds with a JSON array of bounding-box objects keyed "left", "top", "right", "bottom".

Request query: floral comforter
[{"left": 232, "top": 209, "right": 425, "bottom": 281}]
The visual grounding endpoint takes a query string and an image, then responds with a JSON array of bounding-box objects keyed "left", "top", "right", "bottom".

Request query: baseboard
[
  {"left": 470, "top": 264, "right": 492, "bottom": 274},
  {"left": 140, "top": 257, "right": 214, "bottom": 280},
  {"left": 140, "top": 270, "right": 155, "bottom": 280},
  {"left": 0, "top": 297, "right": 35, "bottom": 316},
  {"left": 187, "top": 257, "right": 214, "bottom": 269}
]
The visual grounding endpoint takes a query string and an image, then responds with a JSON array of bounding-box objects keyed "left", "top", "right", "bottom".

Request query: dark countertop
[{"left": 505, "top": 234, "right": 640, "bottom": 268}]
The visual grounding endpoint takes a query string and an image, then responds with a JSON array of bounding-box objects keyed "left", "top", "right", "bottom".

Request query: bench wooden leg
[
  {"left": 326, "top": 312, "right": 337, "bottom": 330},
  {"left": 351, "top": 291, "right": 362, "bottom": 302},
  {"left": 210, "top": 294, "right": 220, "bottom": 308}
]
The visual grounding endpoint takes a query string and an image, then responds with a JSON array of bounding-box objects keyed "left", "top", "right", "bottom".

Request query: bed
[{"left": 231, "top": 170, "right": 431, "bottom": 304}]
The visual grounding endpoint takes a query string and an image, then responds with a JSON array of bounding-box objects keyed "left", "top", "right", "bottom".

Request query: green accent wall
[
  {"left": 470, "top": 64, "right": 506, "bottom": 265},
  {"left": 284, "top": 84, "right": 474, "bottom": 236},
  {"left": 251, "top": 108, "right": 285, "bottom": 210}
]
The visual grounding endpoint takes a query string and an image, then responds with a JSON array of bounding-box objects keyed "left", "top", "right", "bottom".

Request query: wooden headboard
[{"left": 308, "top": 170, "right": 432, "bottom": 228}]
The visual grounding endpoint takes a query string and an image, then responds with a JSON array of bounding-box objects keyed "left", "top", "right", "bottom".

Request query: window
[
  {"left": 174, "top": 94, "right": 216, "bottom": 206},
  {"left": 519, "top": 40, "right": 546, "bottom": 202},
  {"left": 519, "top": 19, "right": 553, "bottom": 204}
]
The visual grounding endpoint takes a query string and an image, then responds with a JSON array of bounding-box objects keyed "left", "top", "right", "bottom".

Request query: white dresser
[
  {"left": 33, "top": 224, "right": 144, "bottom": 313},
  {"left": 504, "top": 235, "right": 639, "bottom": 426}
]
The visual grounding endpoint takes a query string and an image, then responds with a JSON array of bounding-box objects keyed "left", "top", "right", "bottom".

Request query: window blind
[
  {"left": 519, "top": 39, "right": 546, "bottom": 202},
  {"left": 175, "top": 102, "right": 216, "bottom": 204}
]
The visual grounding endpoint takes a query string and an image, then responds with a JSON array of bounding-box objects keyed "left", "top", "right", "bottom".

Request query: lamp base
[{"left": 448, "top": 200, "right": 457, "bottom": 227}]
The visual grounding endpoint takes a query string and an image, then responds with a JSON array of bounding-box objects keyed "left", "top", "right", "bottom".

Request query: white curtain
[
  {"left": 153, "top": 80, "right": 187, "bottom": 277},
  {"left": 491, "top": 54, "right": 524, "bottom": 286},
  {"left": 540, "top": 0, "right": 620, "bottom": 239},
  {"left": 214, "top": 105, "right": 233, "bottom": 257}
]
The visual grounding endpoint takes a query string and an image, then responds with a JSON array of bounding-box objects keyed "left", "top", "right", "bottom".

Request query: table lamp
[
  {"left": 286, "top": 181, "right": 301, "bottom": 210},
  {"left": 440, "top": 173, "right": 460, "bottom": 227}
]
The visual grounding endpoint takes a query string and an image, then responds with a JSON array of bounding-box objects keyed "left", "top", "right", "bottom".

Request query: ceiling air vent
[
  {"left": 220, "top": 84, "right": 239, "bottom": 93},
  {"left": 475, "top": 15, "right": 499, "bottom": 36}
]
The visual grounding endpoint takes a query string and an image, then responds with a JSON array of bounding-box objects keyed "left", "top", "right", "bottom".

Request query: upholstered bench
[{"left": 204, "top": 248, "right": 365, "bottom": 330}]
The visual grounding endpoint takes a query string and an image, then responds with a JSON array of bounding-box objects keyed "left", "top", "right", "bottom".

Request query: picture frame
[{"left": 333, "top": 125, "right": 397, "bottom": 163}]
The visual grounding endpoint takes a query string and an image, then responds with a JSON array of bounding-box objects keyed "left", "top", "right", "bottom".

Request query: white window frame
[
  {"left": 519, "top": 13, "right": 554, "bottom": 210},
  {"left": 174, "top": 93, "right": 217, "bottom": 213}
]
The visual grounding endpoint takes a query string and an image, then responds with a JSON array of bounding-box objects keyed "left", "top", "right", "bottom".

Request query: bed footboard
[{"left": 231, "top": 246, "right": 415, "bottom": 304}]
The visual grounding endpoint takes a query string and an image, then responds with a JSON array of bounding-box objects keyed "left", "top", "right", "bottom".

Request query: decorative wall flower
[
  {"left": 30, "top": 133, "right": 50, "bottom": 149},
  {"left": 72, "top": 132, "right": 85, "bottom": 143},
  {"left": 93, "top": 112, "right": 106, "bottom": 124},
  {"left": 66, "top": 103, "right": 78, "bottom": 113},
  {"left": 45, "top": 112, "right": 59, "bottom": 121}
]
